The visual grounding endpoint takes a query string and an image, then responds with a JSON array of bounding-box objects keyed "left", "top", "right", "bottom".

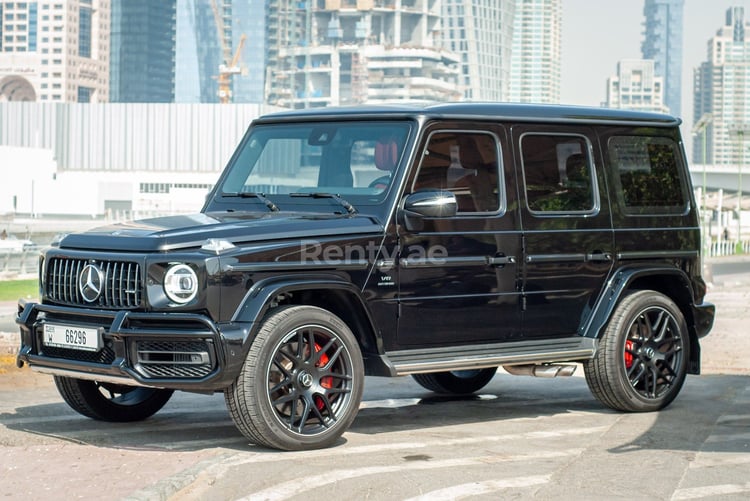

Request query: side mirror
[{"left": 400, "top": 191, "right": 457, "bottom": 231}]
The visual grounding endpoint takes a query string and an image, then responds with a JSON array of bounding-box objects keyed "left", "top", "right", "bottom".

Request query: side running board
[{"left": 385, "top": 337, "right": 597, "bottom": 376}]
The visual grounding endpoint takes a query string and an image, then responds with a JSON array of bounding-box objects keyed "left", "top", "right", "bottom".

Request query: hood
[{"left": 57, "top": 212, "right": 384, "bottom": 252}]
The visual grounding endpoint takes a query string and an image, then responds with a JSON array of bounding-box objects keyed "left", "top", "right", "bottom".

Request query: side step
[{"left": 386, "top": 337, "right": 596, "bottom": 376}]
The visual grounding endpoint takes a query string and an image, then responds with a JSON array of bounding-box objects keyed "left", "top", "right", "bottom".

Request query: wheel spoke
[
  {"left": 311, "top": 395, "right": 335, "bottom": 427},
  {"left": 314, "top": 338, "right": 336, "bottom": 365},
  {"left": 295, "top": 399, "right": 312, "bottom": 433},
  {"left": 321, "top": 346, "right": 344, "bottom": 369},
  {"left": 269, "top": 377, "right": 292, "bottom": 394},
  {"left": 273, "top": 391, "right": 297, "bottom": 406},
  {"left": 628, "top": 360, "right": 646, "bottom": 386}
]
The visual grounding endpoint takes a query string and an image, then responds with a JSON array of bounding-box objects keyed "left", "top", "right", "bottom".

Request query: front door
[
  {"left": 513, "top": 125, "right": 615, "bottom": 338},
  {"left": 396, "top": 124, "right": 522, "bottom": 347}
]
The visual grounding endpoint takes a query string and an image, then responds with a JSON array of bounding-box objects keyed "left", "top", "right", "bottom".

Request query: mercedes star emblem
[{"left": 78, "top": 264, "right": 104, "bottom": 303}]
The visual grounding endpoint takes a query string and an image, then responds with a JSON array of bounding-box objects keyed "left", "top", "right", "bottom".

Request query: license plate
[{"left": 43, "top": 323, "right": 101, "bottom": 352}]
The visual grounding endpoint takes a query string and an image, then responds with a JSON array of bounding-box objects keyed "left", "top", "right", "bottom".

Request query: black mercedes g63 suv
[{"left": 16, "top": 103, "right": 714, "bottom": 450}]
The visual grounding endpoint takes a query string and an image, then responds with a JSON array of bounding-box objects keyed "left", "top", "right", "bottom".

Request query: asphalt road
[
  {"left": 0, "top": 369, "right": 748, "bottom": 500},
  {"left": 0, "top": 256, "right": 749, "bottom": 500}
]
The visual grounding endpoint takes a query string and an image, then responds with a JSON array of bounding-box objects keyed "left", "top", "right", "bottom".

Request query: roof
[{"left": 255, "top": 102, "right": 681, "bottom": 127}]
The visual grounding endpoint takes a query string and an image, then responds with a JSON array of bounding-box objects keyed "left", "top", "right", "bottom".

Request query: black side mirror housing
[{"left": 400, "top": 191, "right": 457, "bottom": 231}]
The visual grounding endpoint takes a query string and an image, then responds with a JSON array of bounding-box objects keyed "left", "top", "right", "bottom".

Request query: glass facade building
[
  {"left": 641, "top": 0, "right": 684, "bottom": 117},
  {"left": 508, "top": 0, "right": 562, "bottom": 104},
  {"left": 175, "top": 0, "right": 264, "bottom": 103},
  {"left": 110, "top": 0, "right": 176, "bottom": 103},
  {"left": 693, "top": 7, "right": 750, "bottom": 165},
  {"left": 443, "top": 0, "right": 515, "bottom": 101}
]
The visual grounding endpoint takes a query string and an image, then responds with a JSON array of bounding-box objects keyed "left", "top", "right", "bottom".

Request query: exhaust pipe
[{"left": 503, "top": 364, "right": 577, "bottom": 378}]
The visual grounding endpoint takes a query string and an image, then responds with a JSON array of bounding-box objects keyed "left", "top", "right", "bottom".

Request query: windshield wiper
[
  {"left": 289, "top": 192, "right": 357, "bottom": 215},
  {"left": 220, "top": 192, "right": 280, "bottom": 212}
]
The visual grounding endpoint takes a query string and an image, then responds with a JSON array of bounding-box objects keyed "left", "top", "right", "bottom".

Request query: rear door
[{"left": 513, "top": 125, "right": 615, "bottom": 338}]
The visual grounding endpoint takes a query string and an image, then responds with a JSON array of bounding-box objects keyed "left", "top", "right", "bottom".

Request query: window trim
[
  {"left": 411, "top": 128, "right": 506, "bottom": 218},
  {"left": 519, "top": 131, "right": 601, "bottom": 217},
  {"left": 607, "top": 134, "right": 690, "bottom": 217}
]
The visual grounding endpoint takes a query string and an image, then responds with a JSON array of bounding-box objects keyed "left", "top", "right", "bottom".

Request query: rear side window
[
  {"left": 520, "top": 133, "right": 596, "bottom": 214},
  {"left": 609, "top": 136, "right": 687, "bottom": 214}
]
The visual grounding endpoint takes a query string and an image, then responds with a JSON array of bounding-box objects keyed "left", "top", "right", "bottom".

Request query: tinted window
[
  {"left": 413, "top": 131, "right": 502, "bottom": 213},
  {"left": 609, "top": 136, "right": 686, "bottom": 214},
  {"left": 219, "top": 121, "right": 410, "bottom": 202},
  {"left": 521, "top": 134, "right": 595, "bottom": 213}
]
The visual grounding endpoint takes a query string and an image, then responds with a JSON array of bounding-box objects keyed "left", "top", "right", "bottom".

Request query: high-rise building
[
  {"left": 693, "top": 7, "right": 750, "bottom": 165},
  {"left": 0, "top": 0, "right": 110, "bottom": 102},
  {"left": 641, "top": 0, "right": 684, "bottom": 117},
  {"left": 175, "top": 0, "right": 264, "bottom": 103},
  {"left": 442, "top": 0, "right": 515, "bottom": 101},
  {"left": 110, "top": 0, "right": 176, "bottom": 103},
  {"left": 508, "top": 0, "right": 561, "bottom": 104},
  {"left": 265, "top": 0, "right": 461, "bottom": 109},
  {"left": 605, "top": 59, "right": 668, "bottom": 113}
]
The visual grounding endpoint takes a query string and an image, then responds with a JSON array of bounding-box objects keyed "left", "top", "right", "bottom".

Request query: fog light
[{"left": 164, "top": 264, "right": 198, "bottom": 304}]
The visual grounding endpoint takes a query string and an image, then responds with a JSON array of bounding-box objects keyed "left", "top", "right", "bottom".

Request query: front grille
[
  {"left": 46, "top": 257, "right": 142, "bottom": 309},
  {"left": 135, "top": 340, "right": 214, "bottom": 379}
]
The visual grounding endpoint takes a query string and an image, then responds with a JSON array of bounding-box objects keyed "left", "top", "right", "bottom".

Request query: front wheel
[
  {"left": 412, "top": 367, "right": 498, "bottom": 395},
  {"left": 54, "top": 376, "right": 173, "bottom": 422},
  {"left": 584, "top": 290, "right": 689, "bottom": 412},
  {"left": 224, "top": 305, "right": 364, "bottom": 450}
]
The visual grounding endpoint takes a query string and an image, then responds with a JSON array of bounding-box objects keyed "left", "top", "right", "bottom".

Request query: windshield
[{"left": 217, "top": 121, "right": 411, "bottom": 206}]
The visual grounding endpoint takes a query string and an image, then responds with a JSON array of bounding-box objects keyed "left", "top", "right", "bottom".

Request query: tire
[
  {"left": 53, "top": 376, "right": 173, "bottom": 422},
  {"left": 584, "top": 290, "right": 689, "bottom": 412},
  {"left": 412, "top": 367, "right": 497, "bottom": 394},
  {"left": 224, "top": 305, "right": 364, "bottom": 451}
]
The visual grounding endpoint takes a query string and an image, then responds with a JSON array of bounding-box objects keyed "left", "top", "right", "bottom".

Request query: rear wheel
[
  {"left": 224, "top": 305, "right": 364, "bottom": 450},
  {"left": 412, "top": 367, "right": 497, "bottom": 394},
  {"left": 584, "top": 290, "right": 689, "bottom": 412},
  {"left": 54, "top": 376, "right": 173, "bottom": 422}
]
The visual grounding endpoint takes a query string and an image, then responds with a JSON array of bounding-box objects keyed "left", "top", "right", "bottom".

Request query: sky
[{"left": 561, "top": 0, "right": 750, "bottom": 130}]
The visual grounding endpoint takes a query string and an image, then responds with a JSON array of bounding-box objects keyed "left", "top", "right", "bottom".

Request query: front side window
[
  {"left": 609, "top": 135, "right": 687, "bottom": 214},
  {"left": 521, "top": 134, "right": 596, "bottom": 213},
  {"left": 413, "top": 131, "right": 502, "bottom": 214},
  {"left": 218, "top": 121, "right": 411, "bottom": 205}
]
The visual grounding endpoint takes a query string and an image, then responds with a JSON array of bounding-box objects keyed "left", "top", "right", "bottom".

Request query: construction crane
[{"left": 210, "top": 0, "right": 246, "bottom": 103}]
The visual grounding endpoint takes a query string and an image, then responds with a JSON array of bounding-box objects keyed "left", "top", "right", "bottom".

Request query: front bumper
[{"left": 15, "top": 299, "right": 252, "bottom": 391}]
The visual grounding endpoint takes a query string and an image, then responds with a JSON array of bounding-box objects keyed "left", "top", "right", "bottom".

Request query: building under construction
[{"left": 265, "top": 0, "right": 461, "bottom": 108}]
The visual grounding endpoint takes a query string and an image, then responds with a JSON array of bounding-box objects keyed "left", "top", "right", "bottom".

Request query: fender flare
[
  {"left": 581, "top": 265, "right": 697, "bottom": 341},
  {"left": 230, "top": 273, "right": 388, "bottom": 371}
]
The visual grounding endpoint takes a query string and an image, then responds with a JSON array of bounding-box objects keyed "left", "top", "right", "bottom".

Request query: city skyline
[{"left": 561, "top": 0, "right": 750, "bottom": 127}]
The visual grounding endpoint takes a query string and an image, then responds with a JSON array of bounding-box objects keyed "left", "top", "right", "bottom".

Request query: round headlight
[{"left": 163, "top": 264, "right": 198, "bottom": 304}]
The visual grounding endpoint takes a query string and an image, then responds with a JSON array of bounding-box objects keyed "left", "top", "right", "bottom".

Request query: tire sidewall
[
  {"left": 251, "top": 306, "right": 364, "bottom": 450},
  {"left": 608, "top": 291, "right": 689, "bottom": 411}
]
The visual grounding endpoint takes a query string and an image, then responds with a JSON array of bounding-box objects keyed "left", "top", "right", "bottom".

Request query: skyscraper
[
  {"left": 0, "top": 0, "right": 110, "bottom": 103},
  {"left": 443, "top": 0, "right": 515, "bottom": 101},
  {"left": 508, "top": 0, "right": 561, "bottom": 104},
  {"left": 605, "top": 59, "right": 668, "bottom": 113},
  {"left": 264, "top": 0, "right": 461, "bottom": 109},
  {"left": 110, "top": 0, "right": 176, "bottom": 103},
  {"left": 175, "top": 0, "right": 264, "bottom": 103},
  {"left": 693, "top": 7, "right": 750, "bottom": 165},
  {"left": 641, "top": 0, "right": 684, "bottom": 117}
]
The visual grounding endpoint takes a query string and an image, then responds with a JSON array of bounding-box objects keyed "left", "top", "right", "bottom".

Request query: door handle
[
  {"left": 586, "top": 251, "right": 612, "bottom": 262},
  {"left": 487, "top": 255, "right": 516, "bottom": 266}
]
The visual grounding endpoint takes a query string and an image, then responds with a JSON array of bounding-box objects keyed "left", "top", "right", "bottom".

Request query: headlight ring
[{"left": 163, "top": 263, "right": 198, "bottom": 304}]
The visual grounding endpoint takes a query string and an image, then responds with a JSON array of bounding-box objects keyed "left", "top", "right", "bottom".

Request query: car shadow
[{"left": 1, "top": 373, "right": 747, "bottom": 455}]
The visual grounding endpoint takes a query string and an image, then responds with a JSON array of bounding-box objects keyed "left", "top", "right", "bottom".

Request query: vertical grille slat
[{"left": 45, "top": 257, "right": 142, "bottom": 309}]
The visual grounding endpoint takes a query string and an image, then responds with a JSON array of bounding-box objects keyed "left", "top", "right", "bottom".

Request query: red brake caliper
[
  {"left": 314, "top": 343, "right": 333, "bottom": 410},
  {"left": 624, "top": 340, "right": 635, "bottom": 368}
]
